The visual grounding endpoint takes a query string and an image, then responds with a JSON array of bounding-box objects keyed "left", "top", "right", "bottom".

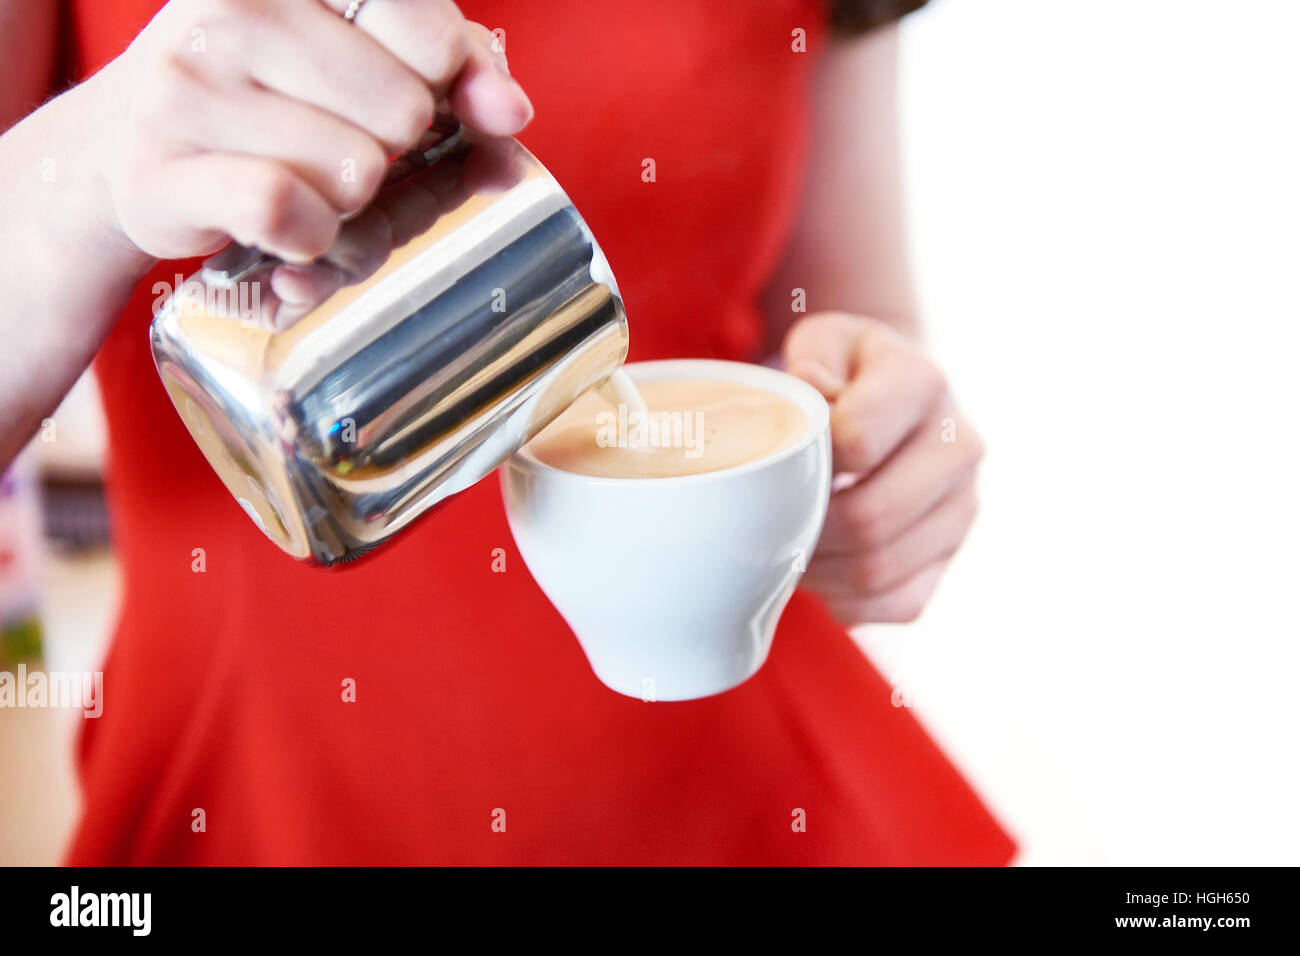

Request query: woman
[{"left": 0, "top": 0, "right": 1011, "bottom": 864}]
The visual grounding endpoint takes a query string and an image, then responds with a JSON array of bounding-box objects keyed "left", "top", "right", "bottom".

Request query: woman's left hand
[{"left": 783, "top": 311, "right": 985, "bottom": 625}]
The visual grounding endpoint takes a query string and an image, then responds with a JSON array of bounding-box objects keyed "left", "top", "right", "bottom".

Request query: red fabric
[{"left": 67, "top": 0, "right": 1015, "bottom": 865}]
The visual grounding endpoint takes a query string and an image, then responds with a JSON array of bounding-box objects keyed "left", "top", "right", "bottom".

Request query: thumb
[{"left": 782, "top": 312, "right": 859, "bottom": 401}]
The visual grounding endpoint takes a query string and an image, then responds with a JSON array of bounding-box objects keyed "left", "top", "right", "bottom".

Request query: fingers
[
  {"left": 816, "top": 407, "right": 984, "bottom": 553},
  {"left": 783, "top": 311, "right": 857, "bottom": 399},
  {"left": 317, "top": 0, "right": 471, "bottom": 88},
  {"left": 785, "top": 312, "right": 948, "bottom": 474},
  {"left": 211, "top": 1, "right": 437, "bottom": 154},
  {"left": 156, "top": 78, "right": 389, "bottom": 216},
  {"left": 805, "top": 487, "right": 977, "bottom": 597},
  {"left": 467, "top": 21, "right": 509, "bottom": 73},
  {"left": 154, "top": 153, "right": 340, "bottom": 263},
  {"left": 785, "top": 312, "right": 985, "bottom": 627},
  {"left": 829, "top": 339, "right": 947, "bottom": 476},
  {"left": 268, "top": 262, "right": 349, "bottom": 327},
  {"left": 316, "top": 203, "right": 396, "bottom": 279},
  {"left": 267, "top": 203, "right": 397, "bottom": 326},
  {"left": 447, "top": 26, "right": 534, "bottom": 136},
  {"left": 110, "top": 0, "right": 532, "bottom": 265},
  {"left": 316, "top": 0, "right": 532, "bottom": 135},
  {"left": 820, "top": 560, "right": 950, "bottom": 626}
]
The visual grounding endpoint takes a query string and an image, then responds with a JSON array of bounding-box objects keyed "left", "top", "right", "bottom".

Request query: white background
[{"left": 857, "top": 0, "right": 1300, "bottom": 864}]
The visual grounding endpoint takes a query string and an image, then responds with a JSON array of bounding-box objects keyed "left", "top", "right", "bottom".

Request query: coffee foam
[{"left": 525, "top": 377, "right": 808, "bottom": 479}]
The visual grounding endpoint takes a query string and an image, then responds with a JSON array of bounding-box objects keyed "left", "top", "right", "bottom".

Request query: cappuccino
[{"left": 526, "top": 376, "right": 807, "bottom": 479}]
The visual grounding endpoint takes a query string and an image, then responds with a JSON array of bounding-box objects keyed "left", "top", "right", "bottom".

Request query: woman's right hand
[{"left": 95, "top": 0, "right": 531, "bottom": 265}]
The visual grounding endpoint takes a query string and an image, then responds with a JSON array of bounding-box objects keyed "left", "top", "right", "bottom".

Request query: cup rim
[{"left": 511, "top": 358, "right": 831, "bottom": 487}]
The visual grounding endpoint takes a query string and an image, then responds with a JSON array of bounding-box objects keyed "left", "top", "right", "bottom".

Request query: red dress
[{"left": 67, "top": 0, "right": 1015, "bottom": 865}]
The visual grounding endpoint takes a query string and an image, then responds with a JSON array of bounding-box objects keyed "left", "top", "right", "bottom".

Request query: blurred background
[{"left": 3, "top": 0, "right": 1298, "bottom": 865}]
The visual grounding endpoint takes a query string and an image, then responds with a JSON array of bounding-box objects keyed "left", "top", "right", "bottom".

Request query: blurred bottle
[{"left": 0, "top": 449, "right": 44, "bottom": 665}]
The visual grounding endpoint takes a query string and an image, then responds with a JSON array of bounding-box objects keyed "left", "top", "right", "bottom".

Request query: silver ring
[{"left": 342, "top": 0, "right": 369, "bottom": 22}]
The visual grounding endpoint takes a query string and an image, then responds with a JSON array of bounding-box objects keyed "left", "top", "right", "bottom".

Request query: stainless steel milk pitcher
[{"left": 150, "top": 124, "right": 629, "bottom": 565}]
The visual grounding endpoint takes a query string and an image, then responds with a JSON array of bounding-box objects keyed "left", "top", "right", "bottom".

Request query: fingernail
[{"left": 830, "top": 473, "right": 859, "bottom": 494}]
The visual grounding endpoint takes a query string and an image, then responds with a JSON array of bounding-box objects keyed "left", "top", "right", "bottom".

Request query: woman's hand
[
  {"left": 784, "top": 312, "right": 985, "bottom": 625},
  {"left": 96, "top": 0, "right": 530, "bottom": 265}
]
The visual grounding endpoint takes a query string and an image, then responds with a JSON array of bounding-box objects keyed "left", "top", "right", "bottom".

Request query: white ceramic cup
[{"left": 501, "top": 359, "right": 832, "bottom": 701}]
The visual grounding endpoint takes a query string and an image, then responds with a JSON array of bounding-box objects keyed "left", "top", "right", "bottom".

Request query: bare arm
[
  {"left": 0, "top": 0, "right": 533, "bottom": 472},
  {"left": 762, "top": 24, "right": 919, "bottom": 351},
  {"left": 0, "top": 31, "right": 153, "bottom": 469}
]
